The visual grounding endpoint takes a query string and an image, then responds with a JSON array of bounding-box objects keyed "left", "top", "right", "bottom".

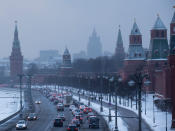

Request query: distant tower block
[
  {"left": 10, "top": 21, "right": 23, "bottom": 79},
  {"left": 87, "top": 28, "right": 102, "bottom": 58}
]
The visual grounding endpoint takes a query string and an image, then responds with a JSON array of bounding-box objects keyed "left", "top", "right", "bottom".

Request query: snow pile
[
  {"left": 102, "top": 94, "right": 174, "bottom": 131},
  {"left": 0, "top": 88, "right": 22, "bottom": 121}
]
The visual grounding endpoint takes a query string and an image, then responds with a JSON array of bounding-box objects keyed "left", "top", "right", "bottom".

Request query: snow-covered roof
[
  {"left": 153, "top": 16, "right": 166, "bottom": 30},
  {"left": 131, "top": 22, "right": 141, "bottom": 35}
]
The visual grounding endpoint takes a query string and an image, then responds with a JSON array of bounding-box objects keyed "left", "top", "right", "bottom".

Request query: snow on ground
[
  {"left": 102, "top": 93, "right": 173, "bottom": 131},
  {"left": 73, "top": 95, "right": 128, "bottom": 131},
  {"left": 0, "top": 87, "right": 22, "bottom": 121}
]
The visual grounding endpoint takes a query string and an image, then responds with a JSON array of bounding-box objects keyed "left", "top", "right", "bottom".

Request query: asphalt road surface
[
  {"left": 10, "top": 90, "right": 57, "bottom": 131},
  {"left": 9, "top": 90, "right": 109, "bottom": 131}
]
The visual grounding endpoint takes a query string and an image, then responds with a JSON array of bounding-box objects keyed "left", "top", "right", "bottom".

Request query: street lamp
[
  {"left": 128, "top": 73, "right": 151, "bottom": 131},
  {"left": 97, "top": 75, "right": 103, "bottom": 112},
  {"left": 113, "top": 75, "right": 123, "bottom": 131},
  {"left": 107, "top": 76, "right": 114, "bottom": 122}
]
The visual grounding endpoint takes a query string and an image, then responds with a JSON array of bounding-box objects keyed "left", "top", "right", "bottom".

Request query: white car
[
  {"left": 69, "top": 105, "right": 76, "bottom": 111},
  {"left": 35, "top": 100, "right": 41, "bottom": 104},
  {"left": 16, "top": 120, "right": 27, "bottom": 130}
]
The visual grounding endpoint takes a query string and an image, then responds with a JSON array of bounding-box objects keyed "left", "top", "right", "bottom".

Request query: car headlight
[
  {"left": 28, "top": 117, "right": 30, "bottom": 119},
  {"left": 23, "top": 125, "right": 26, "bottom": 127},
  {"left": 16, "top": 125, "right": 19, "bottom": 128},
  {"left": 34, "top": 117, "right": 36, "bottom": 119}
]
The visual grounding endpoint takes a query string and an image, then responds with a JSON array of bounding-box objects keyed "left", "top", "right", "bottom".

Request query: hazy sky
[{"left": 0, "top": 0, "right": 175, "bottom": 59}]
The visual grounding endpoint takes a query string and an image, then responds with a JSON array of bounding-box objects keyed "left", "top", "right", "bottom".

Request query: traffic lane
[
  {"left": 85, "top": 96, "right": 152, "bottom": 131},
  {"left": 10, "top": 90, "right": 57, "bottom": 131},
  {"left": 52, "top": 106, "right": 108, "bottom": 131}
]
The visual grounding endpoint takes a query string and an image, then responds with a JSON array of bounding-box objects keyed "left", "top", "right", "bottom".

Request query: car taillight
[
  {"left": 80, "top": 118, "right": 83, "bottom": 120},
  {"left": 67, "top": 128, "right": 70, "bottom": 130},
  {"left": 75, "top": 128, "right": 78, "bottom": 131}
]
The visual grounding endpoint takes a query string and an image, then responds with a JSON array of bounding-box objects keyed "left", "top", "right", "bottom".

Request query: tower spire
[
  {"left": 116, "top": 25, "right": 123, "bottom": 46},
  {"left": 13, "top": 21, "right": 20, "bottom": 49}
]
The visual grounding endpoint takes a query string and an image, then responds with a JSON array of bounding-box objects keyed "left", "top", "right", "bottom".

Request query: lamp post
[
  {"left": 113, "top": 76, "right": 122, "bottom": 131},
  {"left": 98, "top": 75, "right": 103, "bottom": 112},
  {"left": 128, "top": 73, "right": 151, "bottom": 131},
  {"left": 153, "top": 95, "right": 155, "bottom": 123},
  {"left": 18, "top": 74, "right": 24, "bottom": 118}
]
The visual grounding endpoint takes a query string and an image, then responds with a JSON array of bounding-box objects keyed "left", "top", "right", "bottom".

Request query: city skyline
[{"left": 0, "top": 0, "right": 174, "bottom": 59}]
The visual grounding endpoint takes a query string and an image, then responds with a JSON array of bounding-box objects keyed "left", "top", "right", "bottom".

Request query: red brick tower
[
  {"left": 121, "top": 21, "right": 145, "bottom": 80},
  {"left": 169, "top": 11, "right": 175, "bottom": 128},
  {"left": 10, "top": 21, "right": 23, "bottom": 79}
]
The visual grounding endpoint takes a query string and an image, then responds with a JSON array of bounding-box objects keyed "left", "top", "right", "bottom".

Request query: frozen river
[{"left": 0, "top": 87, "right": 21, "bottom": 121}]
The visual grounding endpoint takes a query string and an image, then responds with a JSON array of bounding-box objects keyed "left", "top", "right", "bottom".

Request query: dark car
[
  {"left": 88, "top": 116, "right": 99, "bottom": 128},
  {"left": 75, "top": 115, "right": 83, "bottom": 124},
  {"left": 53, "top": 118, "right": 63, "bottom": 127},
  {"left": 27, "top": 113, "right": 37, "bottom": 120},
  {"left": 67, "top": 123, "right": 78, "bottom": 131}
]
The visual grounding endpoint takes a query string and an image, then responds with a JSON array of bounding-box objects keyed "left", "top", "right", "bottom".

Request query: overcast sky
[{"left": 0, "top": 0, "right": 175, "bottom": 59}]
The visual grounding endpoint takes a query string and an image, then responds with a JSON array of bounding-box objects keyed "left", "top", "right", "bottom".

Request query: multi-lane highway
[{"left": 9, "top": 89, "right": 109, "bottom": 131}]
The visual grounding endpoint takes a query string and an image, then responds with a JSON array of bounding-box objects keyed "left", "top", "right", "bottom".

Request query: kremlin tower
[
  {"left": 169, "top": 11, "right": 175, "bottom": 128},
  {"left": 115, "top": 27, "right": 125, "bottom": 60},
  {"left": 121, "top": 21, "right": 145, "bottom": 80},
  {"left": 146, "top": 15, "right": 169, "bottom": 92},
  {"left": 10, "top": 22, "right": 23, "bottom": 79},
  {"left": 59, "top": 47, "right": 73, "bottom": 76}
]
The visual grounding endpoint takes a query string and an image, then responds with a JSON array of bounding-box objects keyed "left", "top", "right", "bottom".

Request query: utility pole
[
  {"left": 18, "top": 74, "right": 24, "bottom": 118},
  {"left": 100, "top": 75, "right": 103, "bottom": 112},
  {"left": 108, "top": 79, "right": 111, "bottom": 122}
]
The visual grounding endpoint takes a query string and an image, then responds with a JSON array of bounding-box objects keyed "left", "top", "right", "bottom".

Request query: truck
[{"left": 63, "top": 95, "right": 73, "bottom": 107}]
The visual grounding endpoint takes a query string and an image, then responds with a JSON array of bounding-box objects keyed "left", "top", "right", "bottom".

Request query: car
[
  {"left": 71, "top": 119, "right": 80, "bottom": 127},
  {"left": 35, "top": 100, "right": 41, "bottom": 104},
  {"left": 72, "top": 109, "right": 83, "bottom": 116},
  {"left": 88, "top": 116, "right": 99, "bottom": 128},
  {"left": 53, "top": 118, "right": 63, "bottom": 127},
  {"left": 87, "top": 112, "right": 95, "bottom": 120},
  {"left": 27, "top": 113, "right": 37, "bottom": 120},
  {"left": 53, "top": 99, "right": 59, "bottom": 105},
  {"left": 83, "top": 107, "right": 92, "bottom": 114},
  {"left": 67, "top": 123, "right": 78, "bottom": 131},
  {"left": 75, "top": 115, "right": 83, "bottom": 124},
  {"left": 57, "top": 103, "right": 64, "bottom": 111},
  {"left": 58, "top": 113, "right": 65, "bottom": 121},
  {"left": 16, "top": 120, "right": 27, "bottom": 130},
  {"left": 79, "top": 105, "right": 85, "bottom": 111},
  {"left": 69, "top": 105, "right": 76, "bottom": 111}
]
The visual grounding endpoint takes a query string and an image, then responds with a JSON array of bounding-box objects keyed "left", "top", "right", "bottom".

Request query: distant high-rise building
[
  {"left": 115, "top": 27, "right": 125, "bottom": 59},
  {"left": 10, "top": 22, "right": 23, "bottom": 78},
  {"left": 87, "top": 29, "right": 102, "bottom": 59}
]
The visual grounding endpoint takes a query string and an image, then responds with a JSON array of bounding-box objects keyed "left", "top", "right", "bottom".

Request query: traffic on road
[{"left": 11, "top": 88, "right": 109, "bottom": 131}]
